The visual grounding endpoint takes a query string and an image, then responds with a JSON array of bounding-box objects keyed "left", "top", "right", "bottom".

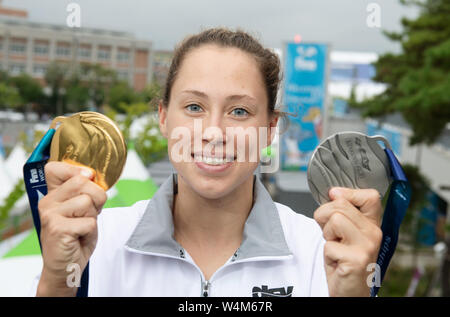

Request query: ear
[
  {"left": 266, "top": 113, "right": 279, "bottom": 147},
  {"left": 158, "top": 100, "right": 168, "bottom": 138}
]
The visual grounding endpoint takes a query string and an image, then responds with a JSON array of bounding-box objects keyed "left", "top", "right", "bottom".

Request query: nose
[{"left": 202, "top": 110, "right": 227, "bottom": 144}]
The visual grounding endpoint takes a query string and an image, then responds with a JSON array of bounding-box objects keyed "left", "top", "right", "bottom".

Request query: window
[
  {"left": 117, "top": 50, "right": 130, "bottom": 62},
  {"left": 98, "top": 47, "right": 111, "bottom": 61},
  {"left": 117, "top": 70, "right": 129, "bottom": 81},
  {"left": 78, "top": 47, "right": 91, "bottom": 59},
  {"left": 34, "top": 43, "right": 49, "bottom": 56},
  {"left": 56, "top": 45, "right": 71, "bottom": 57},
  {"left": 33, "top": 64, "right": 47, "bottom": 77},
  {"left": 9, "top": 41, "right": 26, "bottom": 55},
  {"left": 9, "top": 63, "right": 26, "bottom": 75}
]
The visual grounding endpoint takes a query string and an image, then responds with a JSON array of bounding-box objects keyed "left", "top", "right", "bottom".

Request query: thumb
[{"left": 45, "top": 161, "right": 94, "bottom": 192}]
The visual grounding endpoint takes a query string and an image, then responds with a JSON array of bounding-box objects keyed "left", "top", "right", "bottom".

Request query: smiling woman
[
  {"left": 159, "top": 29, "right": 281, "bottom": 201},
  {"left": 33, "top": 27, "right": 383, "bottom": 297}
]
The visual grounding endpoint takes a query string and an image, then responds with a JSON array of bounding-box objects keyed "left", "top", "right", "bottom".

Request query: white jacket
[{"left": 32, "top": 173, "right": 329, "bottom": 297}]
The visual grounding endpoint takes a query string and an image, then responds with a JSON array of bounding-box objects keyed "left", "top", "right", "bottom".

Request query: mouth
[{"left": 191, "top": 153, "right": 236, "bottom": 166}]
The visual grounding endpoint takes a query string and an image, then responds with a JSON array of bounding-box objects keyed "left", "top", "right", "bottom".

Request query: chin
[{"left": 193, "top": 181, "right": 234, "bottom": 200}]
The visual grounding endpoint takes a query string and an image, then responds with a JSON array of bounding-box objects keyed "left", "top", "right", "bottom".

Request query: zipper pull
[{"left": 202, "top": 280, "right": 210, "bottom": 297}]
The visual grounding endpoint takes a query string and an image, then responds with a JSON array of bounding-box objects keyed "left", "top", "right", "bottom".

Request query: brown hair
[{"left": 162, "top": 27, "right": 283, "bottom": 118}]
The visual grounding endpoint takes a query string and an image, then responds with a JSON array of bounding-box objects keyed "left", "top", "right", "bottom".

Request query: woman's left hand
[{"left": 314, "top": 187, "right": 383, "bottom": 297}]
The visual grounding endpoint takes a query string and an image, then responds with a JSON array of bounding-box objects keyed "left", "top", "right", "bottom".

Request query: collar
[{"left": 125, "top": 173, "right": 292, "bottom": 261}]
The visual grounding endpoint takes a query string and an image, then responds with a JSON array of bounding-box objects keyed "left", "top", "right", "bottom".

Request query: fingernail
[{"left": 80, "top": 168, "right": 92, "bottom": 178}]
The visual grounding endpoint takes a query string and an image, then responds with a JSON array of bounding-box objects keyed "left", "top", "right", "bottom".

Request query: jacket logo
[{"left": 252, "top": 285, "right": 294, "bottom": 297}]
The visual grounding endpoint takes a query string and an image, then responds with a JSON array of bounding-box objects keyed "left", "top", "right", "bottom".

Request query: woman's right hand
[{"left": 36, "top": 161, "right": 107, "bottom": 296}]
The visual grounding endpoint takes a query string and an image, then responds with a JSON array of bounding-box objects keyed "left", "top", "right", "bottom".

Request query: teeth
[{"left": 194, "top": 155, "right": 234, "bottom": 165}]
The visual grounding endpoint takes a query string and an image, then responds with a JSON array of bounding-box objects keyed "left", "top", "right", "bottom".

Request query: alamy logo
[
  {"left": 66, "top": 3, "right": 81, "bottom": 28},
  {"left": 252, "top": 285, "right": 293, "bottom": 297}
]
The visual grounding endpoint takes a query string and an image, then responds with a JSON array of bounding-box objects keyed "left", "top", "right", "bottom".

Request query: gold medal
[{"left": 48, "top": 111, "right": 127, "bottom": 191}]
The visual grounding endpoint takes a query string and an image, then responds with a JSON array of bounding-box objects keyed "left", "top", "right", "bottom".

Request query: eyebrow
[{"left": 181, "top": 90, "right": 257, "bottom": 103}]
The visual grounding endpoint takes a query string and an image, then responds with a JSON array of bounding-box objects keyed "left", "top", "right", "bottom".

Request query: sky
[{"left": 3, "top": 0, "right": 420, "bottom": 53}]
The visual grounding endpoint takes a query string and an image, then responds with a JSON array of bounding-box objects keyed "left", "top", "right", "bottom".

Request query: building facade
[
  {"left": 152, "top": 50, "right": 173, "bottom": 88},
  {"left": 0, "top": 5, "right": 153, "bottom": 91}
]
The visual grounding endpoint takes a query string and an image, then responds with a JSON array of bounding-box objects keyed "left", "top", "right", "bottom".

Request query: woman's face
[{"left": 159, "top": 44, "right": 277, "bottom": 199}]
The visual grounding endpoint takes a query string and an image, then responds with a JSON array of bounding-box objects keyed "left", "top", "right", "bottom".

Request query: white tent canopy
[
  {"left": 2, "top": 145, "right": 29, "bottom": 215},
  {"left": 0, "top": 155, "right": 13, "bottom": 205},
  {"left": 5, "top": 145, "right": 27, "bottom": 183},
  {"left": 120, "top": 148, "right": 150, "bottom": 181}
]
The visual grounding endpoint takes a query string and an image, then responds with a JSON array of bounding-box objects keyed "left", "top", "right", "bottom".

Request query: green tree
[
  {"left": 134, "top": 118, "right": 168, "bottom": 165},
  {"left": 106, "top": 80, "right": 161, "bottom": 114},
  {"left": 400, "top": 164, "right": 431, "bottom": 240},
  {"left": 64, "top": 66, "right": 90, "bottom": 113},
  {"left": 8, "top": 73, "right": 44, "bottom": 104},
  {"left": 140, "top": 80, "right": 162, "bottom": 105},
  {"left": 108, "top": 81, "right": 140, "bottom": 112},
  {"left": 106, "top": 101, "right": 167, "bottom": 166},
  {"left": 0, "top": 70, "right": 10, "bottom": 83},
  {"left": 8, "top": 73, "right": 45, "bottom": 113},
  {"left": 82, "top": 63, "right": 118, "bottom": 111},
  {"left": 43, "top": 62, "right": 121, "bottom": 115},
  {"left": 44, "top": 61, "right": 69, "bottom": 116},
  {"left": 0, "top": 83, "right": 22, "bottom": 110},
  {"left": 351, "top": 0, "right": 450, "bottom": 145}
]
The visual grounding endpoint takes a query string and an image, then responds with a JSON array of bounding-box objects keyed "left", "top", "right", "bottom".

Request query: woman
[{"left": 35, "top": 28, "right": 382, "bottom": 297}]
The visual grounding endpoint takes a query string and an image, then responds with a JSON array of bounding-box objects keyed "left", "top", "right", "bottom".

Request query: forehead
[{"left": 171, "top": 44, "right": 267, "bottom": 102}]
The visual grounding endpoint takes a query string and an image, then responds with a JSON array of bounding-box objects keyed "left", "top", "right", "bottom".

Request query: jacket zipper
[{"left": 201, "top": 280, "right": 210, "bottom": 297}]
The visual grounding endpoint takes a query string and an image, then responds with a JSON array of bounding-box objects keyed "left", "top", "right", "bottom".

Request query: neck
[{"left": 173, "top": 174, "right": 254, "bottom": 249}]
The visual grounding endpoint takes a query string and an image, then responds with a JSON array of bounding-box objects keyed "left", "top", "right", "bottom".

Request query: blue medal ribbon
[
  {"left": 370, "top": 148, "right": 411, "bottom": 297},
  {"left": 23, "top": 129, "right": 89, "bottom": 297}
]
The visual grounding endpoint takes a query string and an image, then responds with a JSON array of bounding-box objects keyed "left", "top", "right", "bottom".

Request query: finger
[
  {"left": 39, "top": 195, "right": 99, "bottom": 229},
  {"left": 314, "top": 198, "right": 371, "bottom": 231},
  {"left": 47, "top": 175, "right": 107, "bottom": 211},
  {"left": 65, "top": 217, "right": 98, "bottom": 239},
  {"left": 56, "top": 194, "right": 100, "bottom": 218},
  {"left": 324, "top": 241, "right": 372, "bottom": 275},
  {"left": 43, "top": 215, "right": 97, "bottom": 240},
  {"left": 329, "top": 187, "right": 382, "bottom": 226},
  {"left": 322, "top": 212, "right": 364, "bottom": 245},
  {"left": 324, "top": 241, "right": 352, "bottom": 265},
  {"left": 45, "top": 161, "right": 94, "bottom": 192}
]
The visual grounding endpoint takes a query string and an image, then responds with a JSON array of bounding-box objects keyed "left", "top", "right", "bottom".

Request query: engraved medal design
[
  {"left": 48, "top": 111, "right": 127, "bottom": 190},
  {"left": 307, "top": 131, "right": 392, "bottom": 205}
]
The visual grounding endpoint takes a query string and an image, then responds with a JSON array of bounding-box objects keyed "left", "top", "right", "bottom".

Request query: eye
[
  {"left": 186, "top": 103, "right": 203, "bottom": 113},
  {"left": 231, "top": 107, "right": 249, "bottom": 117}
]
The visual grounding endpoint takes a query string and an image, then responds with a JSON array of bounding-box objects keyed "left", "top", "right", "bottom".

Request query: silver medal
[{"left": 307, "top": 131, "right": 393, "bottom": 205}]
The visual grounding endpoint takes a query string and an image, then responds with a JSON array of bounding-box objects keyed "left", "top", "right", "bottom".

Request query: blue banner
[{"left": 282, "top": 42, "right": 328, "bottom": 170}]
